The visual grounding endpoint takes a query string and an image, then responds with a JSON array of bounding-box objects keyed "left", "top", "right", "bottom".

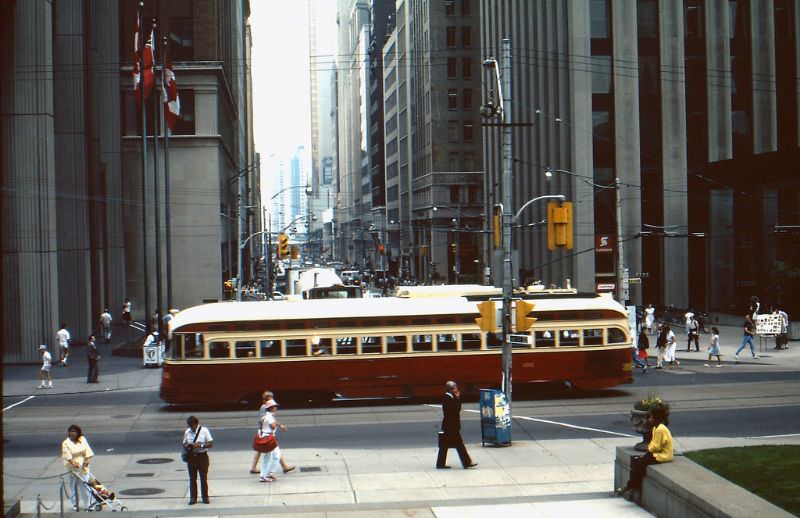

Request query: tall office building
[
  {"left": 1, "top": 0, "right": 255, "bottom": 363},
  {"left": 481, "top": 0, "right": 799, "bottom": 310}
]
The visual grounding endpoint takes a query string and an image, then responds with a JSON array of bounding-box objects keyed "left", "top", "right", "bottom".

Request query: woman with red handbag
[{"left": 256, "top": 400, "right": 281, "bottom": 482}]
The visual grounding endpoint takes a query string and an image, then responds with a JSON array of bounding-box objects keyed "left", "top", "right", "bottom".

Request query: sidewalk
[{"left": 4, "top": 324, "right": 799, "bottom": 517}]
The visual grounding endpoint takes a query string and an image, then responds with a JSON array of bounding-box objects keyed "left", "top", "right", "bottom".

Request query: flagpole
[
  {"left": 151, "top": 18, "right": 163, "bottom": 338},
  {"left": 162, "top": 35, "right": 173, "bottom": 313},
  {"left": 138, "top": 1, "right": 152, "bottom": 335}
]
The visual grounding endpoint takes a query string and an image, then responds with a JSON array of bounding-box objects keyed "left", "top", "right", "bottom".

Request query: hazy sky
[{"left": 250, "top": 1, "right": 312, "bottom": 160}]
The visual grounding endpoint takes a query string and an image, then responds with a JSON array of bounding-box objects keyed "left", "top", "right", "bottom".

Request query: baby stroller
[{"left": 73, "top": 471, "right": 128, "bottom": 512}]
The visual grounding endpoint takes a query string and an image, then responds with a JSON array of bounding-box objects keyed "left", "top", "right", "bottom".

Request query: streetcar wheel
[{"left": 120, "top": 506, "right": 128, "bottom": 511}]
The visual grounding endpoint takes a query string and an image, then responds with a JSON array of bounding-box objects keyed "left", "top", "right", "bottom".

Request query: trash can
[
  {"left": 480, "top": 388, "right": 511, "bottom": 446},
  {"left": 142, "top": 341, "right": 163, "bottom": 367}
]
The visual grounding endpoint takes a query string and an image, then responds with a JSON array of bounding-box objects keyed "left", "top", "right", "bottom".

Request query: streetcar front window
[
  {"left": 208, "top": 341, "right": 230, "bottom": 358},
  {"left": 584, "top": 329, "right": 604, "bottom": 346},
  {"left": 235, "top": 340, "right": 256, "bottom": 358},
  {"left": 183, "top": 334, "right": 204, "bottom": 359},
  {"left": 608, "top": 328, "right": 628, "bottom": 344}
]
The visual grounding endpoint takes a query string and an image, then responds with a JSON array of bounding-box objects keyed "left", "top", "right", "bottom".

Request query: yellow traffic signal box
[
  {"left": 514, "top": 300, "right": 537, "bottom": 332},
  {"left": 493, "top": 206, "right": 502, "bottom": 249},
  {"left": 277, "top": 234, "right": 290, "bottom": 259},
  {"left": 475, "top": 300, "right": 496, "bottom": 332},
  {"left": 547, "top": 201, "right": 574, "bottom": 250}
]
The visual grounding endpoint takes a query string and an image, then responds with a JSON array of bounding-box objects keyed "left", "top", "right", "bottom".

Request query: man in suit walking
[{"left": 436, "top": 381, "right": 478, "bottom": 469}]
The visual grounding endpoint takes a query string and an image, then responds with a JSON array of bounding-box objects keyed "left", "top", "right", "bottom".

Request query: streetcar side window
[
  {"left": 584, "top": 329, "right": 604, "bottom": 346},
  {"left": 260, "top": 340, "right": 280, "bottom": 357},
  {"left": 360, "top": 336, "right": 383, "bottom": 354},
  {"left": 412, "top": 334, "right": 433, "bottom": 352},
  {"left": 386, "top": 336, "right": 407, "bottom": 353},
  {"left": 534, "top": 330, "right": 555, "bottom": 348},
  {"left": 285, "top": 338, "right": 308, "bottom": 356},
  {"left": 183, "top": 334, "right": 204, "bottom": 359},
  {"left": 336, "top": 336, "right": 357, "bottom": 355},
  {"left": 235, "top": 340, "right": 257, "bottom": 358},
  {"left": 607, "top": 328, "right": 627, "bottom": 344},
  {"left": 208, "top": 341, "right": 230, "bottom": 358},
  {"left": 559, "top": 330, "right": 580, "bottom": 347},
  {"left": 461, "top": 333, "right": 482, "bottom": 350},
  {"left": 437, "top": 334, "right": 457, "bottom": 352}
]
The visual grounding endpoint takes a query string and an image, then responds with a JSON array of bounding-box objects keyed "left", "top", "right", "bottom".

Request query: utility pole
[
  {"left": 500, "top": 39, "right": 513, "bottom": 408},
  {"left": 615, "top": 177, "right": 627, "bottom": 304}
]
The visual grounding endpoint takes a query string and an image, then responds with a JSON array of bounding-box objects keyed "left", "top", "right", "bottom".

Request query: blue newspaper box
[{"left": 480, "top": 389, "right": 511, "bottom": 446}]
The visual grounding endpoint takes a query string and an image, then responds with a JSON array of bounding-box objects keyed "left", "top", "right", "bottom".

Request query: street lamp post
[{"left": 545, "top": 167, "right": 624, "bottom": 302}]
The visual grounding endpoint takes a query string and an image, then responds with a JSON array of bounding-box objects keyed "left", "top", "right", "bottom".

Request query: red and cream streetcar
[{"left": 161, "top": 294, "right": 633, "bottom": 405}]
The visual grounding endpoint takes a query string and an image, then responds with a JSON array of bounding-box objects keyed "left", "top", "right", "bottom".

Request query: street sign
[
  {"left": 628, "top": 277, "right": 641, "bottom": 284},
  {"left": 597, "top": 283, "right": 615, "bottom": 291},
  {"left": 507, "top": 334, "right": 532, "bottom": 345}
]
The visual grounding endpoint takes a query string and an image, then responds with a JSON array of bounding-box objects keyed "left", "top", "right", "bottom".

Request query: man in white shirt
[
  {"left": 57, "top": 323, "right": 71, "bottom": 366},
  {"left": 38, "top": 345, "right": 53, "bottom": 388},
  {"left": 99, "top": 309, "right": 112, "bottom": 343},
  {"left": 182, "top": 416, "right": 214, "bottom": 505}
]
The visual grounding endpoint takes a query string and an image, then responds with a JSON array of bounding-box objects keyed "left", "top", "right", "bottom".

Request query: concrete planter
[{"left": 790, "top": 321, "right": 799, "bottom": 340}]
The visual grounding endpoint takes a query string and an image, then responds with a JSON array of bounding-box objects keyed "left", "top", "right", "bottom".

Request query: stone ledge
[{"left": 615, "top": 446, "right": 793, "bottom": 518}]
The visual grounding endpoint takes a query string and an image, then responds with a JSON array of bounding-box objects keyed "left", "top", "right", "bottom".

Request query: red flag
[
  {"left": 162, "top": 55, "right": 181, "bottom": 131},
  {"left": 133, "top": 11, "right": 142, "bottom": 104},
  {"left": 133, "top": 13, "right": 155, "bottom": 106},
  {"left": 142, "top": 28, "right": 155, "bottom": 102}
]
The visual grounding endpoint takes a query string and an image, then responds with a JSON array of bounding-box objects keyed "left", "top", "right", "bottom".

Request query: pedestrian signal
[
  {"left": 514, "top": 300, "right": 536, "bottom": 332},
  {"left": 475, "top": 301, "right": 496, "bottom": 332},
  {"left": 277, "top": 234, "right": 290, "bottom": 259},
  {"left": 546, "top": 201, "right": 573, "bottom": 250}
]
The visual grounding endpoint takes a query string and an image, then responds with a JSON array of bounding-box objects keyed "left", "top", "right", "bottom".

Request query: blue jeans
[{"left": 736, "top": 335, "right": 756, "bottom": 356}]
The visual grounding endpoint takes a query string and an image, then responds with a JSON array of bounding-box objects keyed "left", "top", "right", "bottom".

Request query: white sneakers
[{"left": 38, "top": 383, "right": 53, "bottom": 389}]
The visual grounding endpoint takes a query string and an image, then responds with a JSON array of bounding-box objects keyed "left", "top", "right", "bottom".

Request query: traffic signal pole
[{"left": 500, "top": 39, "right": 513, "bottom": 409}]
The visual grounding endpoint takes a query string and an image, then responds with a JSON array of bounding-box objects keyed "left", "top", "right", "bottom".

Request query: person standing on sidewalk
[
  {"left": 38, "top": 345, "right": 53, "bottom": 388},
  {"left": 182, "top": 416, "right": 213, "bottom": 504},
  {"left": 686, "top": 316, "right": 700, "bottom": 352},
  {"left": 435, "top": 381, "right": 477, "bottom": 469},
  {"left": 663, "top": 324, "right": 680, "bottom": 368},
  {"left": 99, "top": 309, "right": 112, "bottom": 343},
  {"left": 62, "top": 424, "right": 94, "bottom": 511},
  {"left": 86, "top": 335, "right": 100, "bottom": 383},
  {"left": 57, "top": 323, "right": 71, "bottom": 366},
  {"left": 122, "top": 299, "right": 132, "bottom": 325},
  {"left": 654, "top": 324, "right": 667, "bottom": 369},
  {"left": 734, "top": 314, "right": 760, "bottom": 361}
]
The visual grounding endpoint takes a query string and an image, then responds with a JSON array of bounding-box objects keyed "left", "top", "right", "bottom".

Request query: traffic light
[
  {"left": 493, "top": 206, "right": 502, "bottom": 249},
  {"left": 546, "top": 201, "right": 574, "bottom": 250},
  {"left": 514, "top": 300, "right": 537, "bottom": 332},
  {"left": 420, "top": 245, "right": 428, "bottom": 256},
  {"left": 290, "top": 244, "right": 299, "bottom": 260},
  {"left": 277, "top": 234, "right": 289, "bottom": 259},
  {"left": 475, "top": 301, "right": 496, "bottom": 332}
]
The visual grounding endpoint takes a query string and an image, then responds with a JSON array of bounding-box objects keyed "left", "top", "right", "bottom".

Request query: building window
[
  {"left": 461, "top": 0, "right": 471, "bottom": 16},
  {"left": 387, "top": 185, "right": 399, "bottom": 202},
  {"left": 446, "top": 0, "right": 455, "bottom": 15},
  {"left": 591, "top": 56, "right": 612, "bottom": 94},
  {"left": 462, "top": 57, "right": 473, "bottom": 79},
  {"left": 468, "top": 184, "right": 479, "bottom": 201},
  {"left": 462, "top": 88, "right": 473, "bottom": 110},
  {"left": 446, "top": 27, "right": 456, "bottom": 47},
  {"left": 449, "top": 152, "right": 459, "bottom": 171},
  {"left": 463, "top": 120, "right": 474, "bottom": 142},
  {"left": 686, "top": 2, "right": 704, "bottom": 39},
  {"left": 448, "top": 120, "right": 460, "bottom": 142},
  {"left": 168, "top": 18, "right": 194, "bottom": 60},
  {"left": 447, "top": 57, "right": 457, "bottom": 79},
  {"left": 590, "top": 0, "right": 609, "bottom": 39},
  {"left": 387, "top": 162, "right": 398, "bottom": 179},
  {"left": 463, "top": 152, "right": 476, "bottom": 171},
  {"left": 450, "top": 185, "right": 460, "bottom": 203},
  {"left": 461, "top": 27, "right": 472, "bottom": 47},
  {"left": 386, "top": 138, "right": 398, "bottom": 157},
  {"left": 448, "top": 89, "right": 458, "bottom": 110},
  {"left": 172, "top": 90, "right": 195, "bottom": 135}
]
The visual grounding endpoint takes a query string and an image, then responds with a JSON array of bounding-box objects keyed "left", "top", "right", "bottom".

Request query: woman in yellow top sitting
[{"left": 619, "top": 402, "right": 673, "bottom": 499}]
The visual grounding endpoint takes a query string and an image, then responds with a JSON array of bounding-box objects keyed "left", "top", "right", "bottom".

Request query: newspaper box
[
  {"left": 480, "top": 388, "right": 511, "bottom": 446},
  {"left": 142, "top": 337, "right": 164, "bottom": 367}
]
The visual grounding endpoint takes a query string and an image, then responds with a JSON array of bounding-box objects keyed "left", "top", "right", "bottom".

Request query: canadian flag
[
  {"left": 133, "top": 13, "right": 155, "bottom": 105},
  {"left": 162, "top": 54, "right": 180, "bottom": 131}
]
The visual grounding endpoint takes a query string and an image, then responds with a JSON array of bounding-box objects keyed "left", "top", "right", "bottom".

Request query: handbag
[
  {"left": 252, "top": 419, "right": 278, "bottom": 452},
  {"left": 181, "top": 426, "right": 201, "bottom": 462}
]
